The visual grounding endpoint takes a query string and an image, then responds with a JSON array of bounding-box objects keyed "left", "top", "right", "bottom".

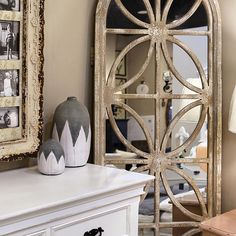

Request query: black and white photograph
[
  {"left": 0, "top": 70, "right": 19, "bottom": 96},
  {"left": 0, "top": 21, "right": 20, "bottom": 60},
  {"left": 0, "top": 0, "right": 20, "bottom": 11},
  {"left": 0, "top": 107, "right": 19, "bottom": 129}
]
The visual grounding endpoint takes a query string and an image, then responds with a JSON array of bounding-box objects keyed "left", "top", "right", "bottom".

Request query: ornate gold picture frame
[{"left": 0, "top": 0, "right": 44, "bottom": 161}]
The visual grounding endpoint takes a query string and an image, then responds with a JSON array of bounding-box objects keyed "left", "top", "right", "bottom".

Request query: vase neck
[{"left": 67, "top": 96, "right": 77, "bottom": 101}]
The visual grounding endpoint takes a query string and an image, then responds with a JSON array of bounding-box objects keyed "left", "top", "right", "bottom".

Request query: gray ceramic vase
[
  {"left": 52, "top": 97, "right": 91, "bottom": 167},
  {"left": 38, "top": 139, "right": 65, "bottom": 175}
]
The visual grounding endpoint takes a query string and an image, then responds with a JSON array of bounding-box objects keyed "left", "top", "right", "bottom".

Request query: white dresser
[{"left": 0, "top": 164, "right": 153, "bottom": 236}]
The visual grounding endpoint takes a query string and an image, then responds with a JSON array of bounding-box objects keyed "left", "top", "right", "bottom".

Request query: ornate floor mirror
[{"left": 94, "top": 0, "right": 222, "bottom": 235}]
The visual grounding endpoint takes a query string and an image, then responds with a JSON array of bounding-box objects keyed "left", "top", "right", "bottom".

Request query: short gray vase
[
  {"left": 52, "top": 97, "right": 91, "bottom": 167},
  {"left": 38, "top": 139, "right": 65, "bottom": 175}
]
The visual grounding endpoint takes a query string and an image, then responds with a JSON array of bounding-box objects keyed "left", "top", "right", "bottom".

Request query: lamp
[
  {"left": 136, "top": 80, "right": 149, "bottom": 94},
  {"left": 176, "top": 78, "right": 207, "bottom": 146},
  {"left": 178, "top": 78, "right": 202, "bottom": 122},
  {"left": 228, "top": 85, "right": 236, "bottom": 133}
]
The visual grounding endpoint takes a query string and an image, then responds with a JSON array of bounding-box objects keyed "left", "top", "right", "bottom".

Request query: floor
[{"left": 139, "top": 229, "right": 172, "bottom": 236}]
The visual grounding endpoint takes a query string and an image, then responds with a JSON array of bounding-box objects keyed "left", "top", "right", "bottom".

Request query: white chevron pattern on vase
[
  {"left": 52, "top": 121, "right": 91, "bottom": 167},
  {"left": 38, "top": 152, "right": 65, "bottom": 175}
]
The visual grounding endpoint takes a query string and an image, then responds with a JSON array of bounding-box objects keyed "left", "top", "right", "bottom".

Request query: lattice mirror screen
[{"left": 95, "top": 0, "right": 221, "bottom": 235}]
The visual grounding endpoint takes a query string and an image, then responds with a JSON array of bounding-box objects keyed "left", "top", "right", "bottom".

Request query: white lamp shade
[
  {"left": 228, "top": 85, "right": 236, "bottom": 133},
  {"left": 179, "top": 78, "right": 202, "bottom": 122}
]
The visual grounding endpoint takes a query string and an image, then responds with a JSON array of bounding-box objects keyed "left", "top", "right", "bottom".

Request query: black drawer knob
[{"left": 84, "top": 227, "right": 104, "bottom": 236}]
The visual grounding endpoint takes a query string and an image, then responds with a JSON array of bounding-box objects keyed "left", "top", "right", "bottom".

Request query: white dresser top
[{"left": 0, "top": 164, "right": 153, "bottom": 225}]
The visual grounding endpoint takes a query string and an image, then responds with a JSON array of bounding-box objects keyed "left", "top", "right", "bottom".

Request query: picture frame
[
  {"left": 112, "top": 77, "right": 127, "bottom": 120},
  {"left": 0, "top": 0, "right": 44, "bottom": 161},
  {"left": 115, "top": 50, "right": 126, "bottom": 77}
]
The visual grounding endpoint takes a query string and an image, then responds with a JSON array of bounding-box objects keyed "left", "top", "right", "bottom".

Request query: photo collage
[{"left": 0, "top": 0, "right": 20, "bottom": 129}]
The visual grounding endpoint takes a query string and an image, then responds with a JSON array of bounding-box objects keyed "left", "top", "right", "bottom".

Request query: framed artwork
[
  {"left": 115, "top": 50, "right": 126, "bottom": 77},
  {"left": 0, "top": 0, "right": 45, "bottom": 161},
  {"left": 112, "top": 77, "right": 127, "bottom": 119}
]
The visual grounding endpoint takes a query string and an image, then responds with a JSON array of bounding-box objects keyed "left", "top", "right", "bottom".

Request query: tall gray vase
[{"left": 52, "top": 97, "right": 91, "bottom": 167}]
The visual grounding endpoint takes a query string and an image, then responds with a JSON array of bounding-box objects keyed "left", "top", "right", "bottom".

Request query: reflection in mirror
[
  {"left": 172, "top": 228, "right": 201, "bottom": 236},
  {"left": 105, "top": 5, "right": 209, "bottom": 173},
  {"left": 172, "top": 32, "right": 208, "bottom": 81},
  {"left": 96, "top": 0, "right": 222, "bottom": 234},
  {"left": 138, "top": 163, "right": 207, "bottom": 235},
  {"left": 106, "top": 102, "right": 154, "bottom": 154},
  {"left": 162, "top": 167, "right": 207, "bottom": 197},
  {"left": 166, "top": 0, "right": 208, "bottom": 29},
  {"left": 106, "top": 34, "right": 154, "bottom": 88},
  {"left": 106, "top": 0, "right": 208, "bottom": 30},
  {"left": 105, "top": 27, "right": 209, "bottom": 235},
  {"left": 170, "top": 26, "right": 208, "bottom": 158},
  {"left": 126, "top": 39, "right": 155, "bottom": 93},
  {"left": 170, "top": 99, "right": 207, "bottom": 153},
  {"left": 107, "top": 0, "right": 155, "bottom": 29},
  {"left": 126, "top": 99, "right": 155, "bottom": 145}
]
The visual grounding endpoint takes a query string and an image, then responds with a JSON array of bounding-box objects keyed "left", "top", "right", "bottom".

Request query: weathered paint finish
[{"left": 94, "top": 0, "right": 222, "bottom": 234}]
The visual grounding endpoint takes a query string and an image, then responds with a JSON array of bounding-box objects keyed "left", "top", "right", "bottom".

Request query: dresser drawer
[
  {"left": 52, "top": 207, "right": 129, "bottom": 236},
  {"left": 8, "top": 229, "right": 48, "bottom": 236},
  {"left": 24, "top": 230, "right": 48, "bottom": 236}
]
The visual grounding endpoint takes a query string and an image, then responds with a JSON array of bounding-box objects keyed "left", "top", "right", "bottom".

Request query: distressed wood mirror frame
[
  {"left": 0, "top": 0, "right": 44, "bottom": 161},
  {"left": 95, "top": 0, "right": 221, "bottom": 234}
]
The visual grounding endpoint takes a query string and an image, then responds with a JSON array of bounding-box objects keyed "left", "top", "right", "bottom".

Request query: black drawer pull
[{"left": 84, "top": 227, "right": 104, "bottom": 236}]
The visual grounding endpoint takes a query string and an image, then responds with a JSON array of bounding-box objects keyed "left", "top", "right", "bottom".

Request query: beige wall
[
  {"left": 219, "top": 0, "right": 236, "bottom": 212},
  {"left": 43, "top": 0, "right": 96, "bottom": 139}
]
